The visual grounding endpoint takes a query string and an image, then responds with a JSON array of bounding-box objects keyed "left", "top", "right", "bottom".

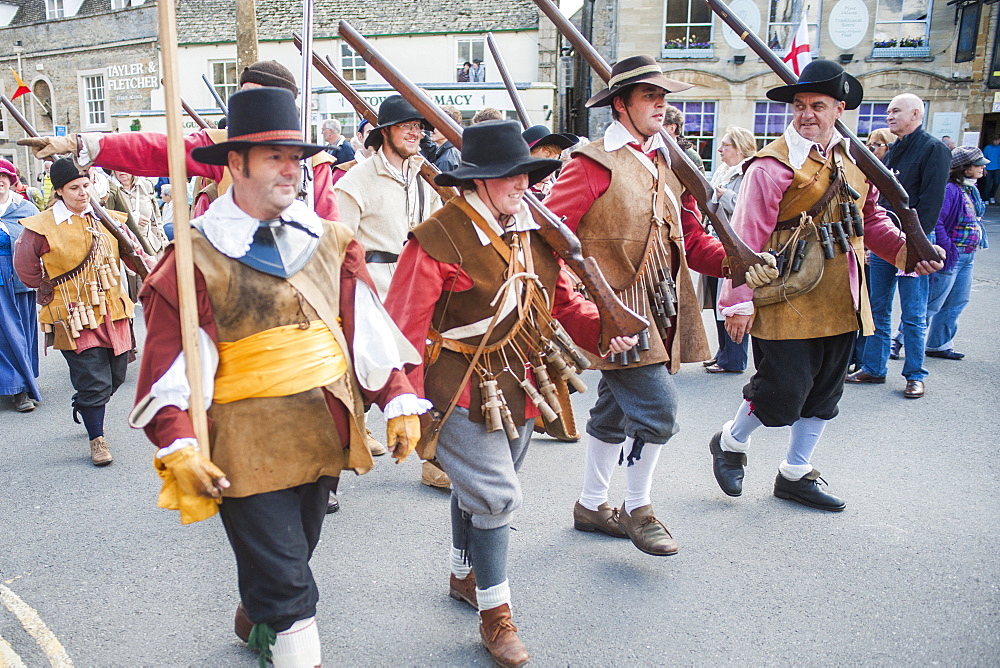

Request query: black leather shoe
[
  {"left": 889, "top": 339, "right": 902, "bottom": 360},
  {"left": 773, "top": 470, "right": 846, "bottom": 512},
  {"left": 709, "top": 431, "right": 746, "bottom": 497},
  {"left": 926, "top": 349, "right": 964, "bottom": 360},
  {"left": 326, "top": 492, "right": 340, "bottom": 514},
  {"left": 845, "top": 370, "right": 886, "bottom": 384}
]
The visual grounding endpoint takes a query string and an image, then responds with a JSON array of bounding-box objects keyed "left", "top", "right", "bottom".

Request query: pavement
[{"left": 0, "top": 213, "right": 998, "bottom": 666}]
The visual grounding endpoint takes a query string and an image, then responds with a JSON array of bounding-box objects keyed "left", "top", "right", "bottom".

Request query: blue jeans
[
  {"left": 925, "top": 251, "right": 975, "bottom": 351},
  {"left": 861, "top": 254, "right": 929, "bottom": 381},
  {"left": 983, "top": 170, "right": 1000, "bottom": 202}
]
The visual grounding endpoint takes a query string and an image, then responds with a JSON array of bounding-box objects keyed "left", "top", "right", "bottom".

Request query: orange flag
[{"left": 10, "top": 68, "right": 30, "bottom": 100}]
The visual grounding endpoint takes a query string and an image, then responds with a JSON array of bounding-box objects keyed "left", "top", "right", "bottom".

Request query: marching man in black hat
[
  {"left": 709, "top": 61, "right": 943, "bottom": 510},
  {"left": 384, "top": 120, "right": 638, "bottom": 667},
  {"left": 128, "top": 88, "right": 427, "bottom": 666},
  {"left": 545, "top": 55, "right": 767, "bottom": 556}
]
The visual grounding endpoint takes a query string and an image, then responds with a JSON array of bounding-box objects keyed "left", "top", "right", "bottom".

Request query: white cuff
[
  {"left": 128, "top": 328, "right": 218, "bottom": 429},
  {"left": 383, "top": 393, "right": 433, "bottom": 420},
  {"left": 721, "top": 420, "right": 750, "bottom": 453},
  {"left": 720, "top": 301, "right": 754, "bottom": 318},
  {"left": 778, "top": 461, "right": 814, "bottom": 481},
  {"left": 476, "top": 580, "right": 511, "bottom": 612},
  {"left": 352, "top": 281, "right": 421, "bottom": 391},
  {"left": 156, "top": 438, "right": 199, "bottom": 458},
  {"left": 78, "top": 132, "right": 103, "bottom": 168}
]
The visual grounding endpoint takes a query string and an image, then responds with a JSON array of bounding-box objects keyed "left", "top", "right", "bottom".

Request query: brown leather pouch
[
  {"left": 52, "top": 320, "right": 77, "bottom": 351},
  {"left": 416, "top": 410, "right": 444, "bottom": 460},
  {"left": 753, "top": 224, "right": 824, "bottom": 307}
]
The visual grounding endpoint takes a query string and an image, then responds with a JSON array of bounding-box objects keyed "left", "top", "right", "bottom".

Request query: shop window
[{"left": 872, "top": 0, "right": 932, "bottom": 57}]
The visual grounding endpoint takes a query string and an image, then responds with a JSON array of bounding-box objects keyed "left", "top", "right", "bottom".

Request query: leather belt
[{"left": 364, "top": 250, "right": 399, "bottom": 263}]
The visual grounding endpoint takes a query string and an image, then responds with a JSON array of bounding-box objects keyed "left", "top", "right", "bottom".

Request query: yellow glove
[
  {"left": 386, "top": 414, "right": 421, "bottom": 464},
  {"left": 153, "top": 446, "right": 228, "bottom": 525},
  {"left": 744, "top": 252, "right": 780, "bottom": 289},
  {"left": 17, "top": 135, "right": 79, "bottom": 161}
]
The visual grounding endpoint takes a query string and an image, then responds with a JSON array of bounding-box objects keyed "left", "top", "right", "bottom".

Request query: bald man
[{"left": 846, "top": 93, "right": 950, "bottom": 399}]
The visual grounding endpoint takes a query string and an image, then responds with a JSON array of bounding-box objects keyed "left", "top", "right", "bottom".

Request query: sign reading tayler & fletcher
[{"left": 107, "top": 60, "right": 160, "bottom": 91}]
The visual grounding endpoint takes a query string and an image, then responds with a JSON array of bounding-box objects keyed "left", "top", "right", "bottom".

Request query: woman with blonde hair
[
  {"left": 705, "top": 126, "right": 756, "bottom": 373},
  {"left": 866, "top": 128, "right": 895, "bottom": 161}
]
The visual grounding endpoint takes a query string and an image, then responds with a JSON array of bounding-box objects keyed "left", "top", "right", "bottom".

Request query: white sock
[
  {"left": 578, "top": 435, "right": 621, "bottom": 511},
  {"left": 476, "top": 579, "right": 511, "bottom": 612},
  {"left": 778, "top": 460, "right": 814, "bottom": 481},
  {"left": 786, "top": 416, "right": 826, "bottom": 466},
  {"left": 450, "top": 546, "right": 471, "bottom": 579},
  {"left": 271, "top": 617, "right": 321, "bottom": 668},
  {"left": 720, "top": 420, "right": 749, "bottom": 454},
  {"left": 730, "top": 400, "right": 763, "bottom": 443},
  {"left": 624, "top": 440, "right": 663, "bottom": 514}
]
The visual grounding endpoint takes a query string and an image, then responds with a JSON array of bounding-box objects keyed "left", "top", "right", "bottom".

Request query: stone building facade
[{"left": 563, "top": 0, "right": 991, "bottom": 172}]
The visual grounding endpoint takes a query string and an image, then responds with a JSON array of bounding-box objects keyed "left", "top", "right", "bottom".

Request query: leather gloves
[
  {"left": 386, "top": 414, "right": 421, "bottom": 463},
  {"left": 744, "top": 252, "right": 780, "bottom": 289},
  {"left": 153, "top": 446, "right": 228, "bottom": 525},
  {"left": 17, "top": 134, "right": 79, "bottom": 161}
]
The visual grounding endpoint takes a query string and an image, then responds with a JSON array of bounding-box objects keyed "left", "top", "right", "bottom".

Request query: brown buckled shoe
[
  {"left": 449, "top": 571, "right": 478, "bottom": 609},
  {"left": 234, "top": 602, "right": 253, "bottom": 643},
  {"left": 479, "top": 604, "right": 530, "bottom": 667},
  {"left": 573, "top": 501, "right": 628, "bottom": 538},
  {"left": 618, "top": 503, "right": 678, "bottom": 556},
  {"left": 89, "top": 436, "right": 113, "bottom": 466},
  {"left": 421, "top": 459, "right": 451, "bottom": 489}
]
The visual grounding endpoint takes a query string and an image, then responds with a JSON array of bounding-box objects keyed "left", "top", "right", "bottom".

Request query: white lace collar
[
  {"left": 193, "top": 189, "right": 325, "bottom": 259},
  {"left": 784, "top": 124, "right": 854, "bottom": 170}
]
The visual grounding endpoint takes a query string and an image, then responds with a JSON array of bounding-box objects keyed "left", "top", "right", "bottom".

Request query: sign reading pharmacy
[
  {"left": 828, "top": 0, "right": 869, "bottom": 51},
  {"left": 106, "top": 61, "right": 159, "bottom": 91},
  {"left": 319, "top": 89, "right": 523, "bottom": 114}
]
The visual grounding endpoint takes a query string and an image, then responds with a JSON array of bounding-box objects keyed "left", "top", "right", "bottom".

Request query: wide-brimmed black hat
[
  {"left": 766, "top": 60, "right": 863, "bottom": 110},
  {"left": 435, "top": 121, "right": 562, "bottom": 187},
  {"left": 50, "top": 157, "right": 88, "bottom": 191},
  {"left": 586, "top": 55, "right": 693, "bottom": 108},
  {"left": 522, "top": 125, "right": 578, "bottom": 150},
  {"left": 365, "top": 95, "right": 428, "bottom": 149},
  {"left": 190, "top": 88, "right": 326, "bottom": 166}
]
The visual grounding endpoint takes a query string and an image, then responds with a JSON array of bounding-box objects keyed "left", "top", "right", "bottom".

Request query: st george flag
[
  {"left": 782, "top": 16, "right": 811, "bottom": 77},
  {"left": 9, "top": 69, "right": 30, "bottom": 100}
]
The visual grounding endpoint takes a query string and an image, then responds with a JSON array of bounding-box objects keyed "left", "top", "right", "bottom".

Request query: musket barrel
[{"left": 486, "top": 33, "right": 530, "bottom": 129}]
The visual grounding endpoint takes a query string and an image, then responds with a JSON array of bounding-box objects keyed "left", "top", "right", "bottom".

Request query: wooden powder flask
[
  {"left": 519, "top": 377, "right": 558, "bottom": 423},
  {"left": 85, "top": 304, "right": 98, "bottom": 330},
  {"left": 545, "top": 342, "right": 589, "bottom": 394},
  {"left": 481, "top": 377, "right": 504, "bottom": 433},
  {"left": 531, "top": 357, "right": 562, "bottom": 415},
  {"left": 98, "top": 292, "right": 108, "bottom": 317},
  {"left": 495, "top": 388, "right": 520, "bottom": 440},
  {"left": 43, "top": 322, "right": 53, "bottom": 334}
]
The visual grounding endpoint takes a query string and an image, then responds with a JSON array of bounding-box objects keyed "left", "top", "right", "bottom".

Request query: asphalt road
[{"left": 1, "top": 216, "right": 998, "bottom": 667}]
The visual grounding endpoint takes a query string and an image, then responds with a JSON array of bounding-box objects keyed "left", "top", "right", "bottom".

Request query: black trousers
[
  {"left": 743, "top": 332, "right": 854, "bottom": 427},
  {"left": 218, "top": 476, "right": 337, "bottom": 632},
  {"left": 60, "top": 346, "right": 128, "bottom": 408}
]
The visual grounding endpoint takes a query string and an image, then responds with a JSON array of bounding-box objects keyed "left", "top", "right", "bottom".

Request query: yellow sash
[{"left": 214, "top": 320, "right": 348, "bottom": 404}]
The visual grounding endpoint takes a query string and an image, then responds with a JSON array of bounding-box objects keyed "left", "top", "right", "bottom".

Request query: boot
[
  {"left": 421, "top": 459, "right": 451, "bottom": 489},
  {"left": 618, "top": 503, "right": 678, "bottom": 556},
  {"left": 89, "top": 436, "right": 113, "bottom": 466},
  {"left": 449, "top": 571, "right": 477, "bottom": 609},
  {"left": 234, "top": 602, "right": 253, "bottom": 643},
  {"left": 366, "top": 429, "right": 387, "bottom": 456},
  {"left": 12, "top": 392, "right": 35, "bottom": 413},
  {"left": 479, "top": 604, "right": 529, "bottom": 667}
]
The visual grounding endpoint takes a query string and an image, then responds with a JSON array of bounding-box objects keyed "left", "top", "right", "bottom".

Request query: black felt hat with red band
[{"left": 191, "top": 88, "right": 326, "bottom": 166}]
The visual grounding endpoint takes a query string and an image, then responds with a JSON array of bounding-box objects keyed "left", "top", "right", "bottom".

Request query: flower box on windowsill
[
  {"left": 661, "top": 47, "right": 714, "bottom": 59},
  {"left": 871, "top": 45, "right": 930, "bottom": 58}
]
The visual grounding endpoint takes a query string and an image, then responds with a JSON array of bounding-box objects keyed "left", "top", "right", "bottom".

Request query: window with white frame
[
  {"left": 857, "top": 102, "right": 890, "bottom": 136},
  {"left": 672, "top": 101, "right": 717, "bottom": 171},
  {"left": 767, "top": 0, "right": 820, "bottom": 55},
  {"left": 341, "top": 44, "right": 366, "bottom": 83},
  {"left": 111, "top": 0, "right": 130, "bottom": 8},
  {"left": 211, "top": 60, "right": 238, "bottom": 104},
  {"left": 662, "top": 0, "right": 713, "bottom": 55},
  {"left": 79, "top": 71, "right": 108, "bottom": 129},
  {"left": 754, "top": 101, "right": 793, "bottom": 148},
  {"left": 46, "top": 0, "right": 64, "bottom": 19},
  {"left": 873, "top": 0, "right": 931, "bottom": 53},
  {"left": 456, "top": 37, "right": 485, "bottom": 68}
]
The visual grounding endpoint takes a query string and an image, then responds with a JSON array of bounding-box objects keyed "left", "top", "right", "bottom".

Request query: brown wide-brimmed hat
[{"left": 586, "top": 55, "right": 693, "bottom": 108}]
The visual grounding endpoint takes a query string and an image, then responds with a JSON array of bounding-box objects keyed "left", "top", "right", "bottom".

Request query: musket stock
[
  {"left": 532, "top": 0, "right": 762, "bottom": 286},
  {"left": 1, "top": 95, "right": 149, "bottom": 278},
  {"left": 291, "top": 33, "right": 458, "bottom": 203},
  {"left": 337, "top": 20, "right": 647, "bottom": 351},
  {"left": 704, "top": 0, "right": 939, "bottom": 272}
]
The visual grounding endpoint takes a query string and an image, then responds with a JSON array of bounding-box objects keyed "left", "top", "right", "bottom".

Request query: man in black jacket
[
  {"left": 846, "top": 93, "right": 950, "bottom": 399},
  {"left": 321, "top": 119, "right": 356, "bottom": 166}
]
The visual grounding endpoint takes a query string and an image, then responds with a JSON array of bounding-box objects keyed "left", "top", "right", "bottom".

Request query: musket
[
  {"left": 298, "top": 0, "right": 315, "bottom": 205},
  {"left": 486, "top": 32, "right": 530, "bottom": 129},
  {"left": 338, "top": 20, "right": 647, "bottom": 350},
  {"left": 201, "top": 73, "right": 229, "bottom": 115},
  {"left": 532, "top": 0, "right": 762, "bottom": 287},
  {"left": 704, "top": 0, "right": 939, "bottom": 272},
  {"left": 179, "top": 96, "right": 210, "bottom": 130},
  {"left": 291, "top": 32, "right": 459, "bottom": 202},
  {"left": 1, "top": 94, "right": 149, "bottom": 279}
]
